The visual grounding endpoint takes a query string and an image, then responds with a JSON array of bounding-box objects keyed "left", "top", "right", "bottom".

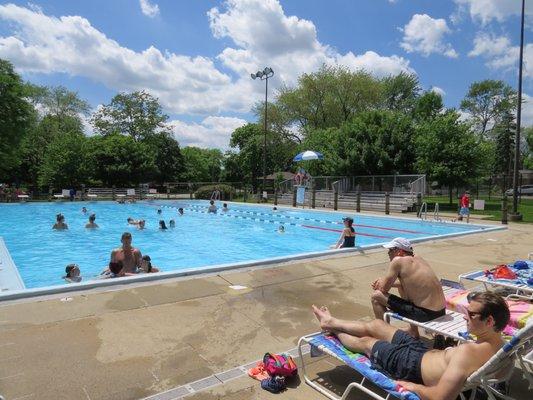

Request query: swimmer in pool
[
  {"left": 208, "top": 200, "right": 217, "bottom": 213},
  {"left": 278, "top": 225, "right": 285, "bottom": 233},
  {"left": 81, "top": 206, "right": 87, "bottom": 214},
  {"left": 169, "top": 219, "right": 175, "bottom": 228},
  {"left": 222, "top": 203, "right": 229, "bottom": 212},
  {"left": 178, "top": 207, "right": 184, "bottom": 215},
  {"left": 85, "top": 213, "right": 99, "bottom": 228},
  {"left": 53, "top": 213, "right": 68, "bottom": 230},
  {"left": 64, "top": 264, "right": 82, "bottom": 283},
  {"left": 159, "top": 220, "right": 168, "bottom": 230},
  {"left": 140, "top": 255, "right": 160, "bottom": 273}
]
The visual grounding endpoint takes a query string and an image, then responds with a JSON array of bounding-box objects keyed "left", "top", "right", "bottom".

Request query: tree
[
  {"left": 380, "top": 72, "right": 420, "bottom": 113},
  {"left": 227, "top": 123, "right": 296, "bottom": 189},
  {"left": 91, "top": 90, "right": 171, "bottom": 141},
  {"left": 336, "top": 110, "right": 416, "bottom": 176},
  {"left": 0, "top": 59, "right": 36, "bottom": 179},
  {"left": 38, "top": 131, "right": 88, "bottom": 188},
  {"left": 415, "top": 111, "right": 484, "bottom": 203},
  {"left": 276, "top": 65, "right": 382, "bottom": 135},
  {"left": 85, "top": 134, "right": 157, "bottom": 186},
  {"left": 460, "top": 80, "right": 517, "bottom": 137},
  {"left": 142, "top": 132, "right": 184, "bottom": 183},
  {"left": 180, "top": 147, "right": 224, "bottom": 182},
  {"left": 37, "top": 86, "right": 90, "bottom": 120},
  {"left": 492, "top": 111, "right": 516, "bottom": 181},
  {"left": 18, "top": 115, "right": 84, "bottom": 188},
  {"left": 413, "top": 91, "right": 444, "bottom": 121},
  {"left": 522, "top": 126, "right": 533, "bottom": 169}
]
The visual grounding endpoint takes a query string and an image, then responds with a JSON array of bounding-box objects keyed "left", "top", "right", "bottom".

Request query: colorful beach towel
[
  {"left": 308, "top": 334, "right": 420, "bottom": 400},
  {"left": 445, "top": 288, "right": 533, "bottom": 335}
]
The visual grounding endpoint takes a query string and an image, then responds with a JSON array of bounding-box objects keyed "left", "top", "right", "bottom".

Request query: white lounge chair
[
  {"left": 17, "top": 194, "right": 29, "bottom": 201},
  {"left": 298, "top": 322, "right": 533, "bottom": 400},
  {"left": 298, "top": 331, "right": 420, "bottom": 400},
  {"left": 126, "top": 188, "right": 135, "bottom": 197},
  {"left": 54, "top": 189, "right": 70, "bottom": 199},
  {"left": 460, "top": 270, "right": 533, "bottom": 301},
  {"left": 87, "top": 193, "right": 98, "bottom": 200}
]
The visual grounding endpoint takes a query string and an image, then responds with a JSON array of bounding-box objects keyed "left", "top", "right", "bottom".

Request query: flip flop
[{"left": 248, "top": 362, "right": 269, "bottom": 381}]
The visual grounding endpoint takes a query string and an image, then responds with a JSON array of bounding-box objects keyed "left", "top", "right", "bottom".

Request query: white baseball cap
[{"left": 382, "top": 237, "right": 413, "bottom": 252}]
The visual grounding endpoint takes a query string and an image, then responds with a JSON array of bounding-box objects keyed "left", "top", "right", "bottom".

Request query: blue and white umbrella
[{"left": 293, "top": 150, "right": 324, "bottom": 162}]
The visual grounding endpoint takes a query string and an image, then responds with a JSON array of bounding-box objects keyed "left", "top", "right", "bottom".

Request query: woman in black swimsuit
[{"left": 332, "top": 217, "right": 356, "bottom": 249}]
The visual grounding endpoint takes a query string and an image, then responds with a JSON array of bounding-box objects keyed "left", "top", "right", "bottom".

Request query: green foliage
[
  {"left": 523, "top": 127, "right": 533, "bottom": 169},
  {"left": 38, "top": 131, "right": 88, "bottom": 188},
  {"left": 413, "top": 90, "right": 444, "bottom": 121},
  {"left": 180, "top": 147, "right": 224, "bottom": 182},
  {"left": 142, "top": 132, "right": 183, "bottom": 183},
  {"left": 0, "top": 59, "right": 36, "bottom": 178},
  {"left": 276, "top": 65, "right": 383, "bottom": 134},
  {"left": 380, "top": 72, "right": 420, "bottom": 112},
  {"left": 91, "top": 90, "right": 171, "bottom": 141},
  {"left": 85, "top": 134, "right": 157, "bottom": 186},
  {"left": 194, "top": 184, "right": 235, "bottom": 200},
  {"left": 18, "top": 115, "right": 84, "bottom": 188},
  {"left": 415, "top": 111, "right": 484, "bottom": 202},
  {"left": 460, "top": 80, "right": 517, "bottom": 136},
  {"left": 35, "top": 85, "right": 90, "bottom": 119},
  {"left": 492, "top": 111, "right": 516, "bottom": 177},
  {"left": 227, "top": 123, "right": 296, "bottom": 187}
]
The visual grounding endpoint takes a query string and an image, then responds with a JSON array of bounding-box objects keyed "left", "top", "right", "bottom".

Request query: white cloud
[
  {"left": 170, "top": 116, "right": 247, "bottom": 148},
  {"left": 521, "top": 93, "right": 533, "bottom": 127},
  {"left": 139, "top": 0, "right": 159, "bottom": 18},
  {"left": 468, "top": 32, "right": 533, "bottom": 78},
  {"left": 209, "top": 0, "right": 413, "bottom": 84},
  {"left": 430, "top": 86, "right": 446, "bottom": 97},
  {"left": 400, "top": 14, "right": 458, "bottom": 58},
  {"left": 453, "top": 0, "right": 532, "bottom": 25},
  {"left": 0, "top": 1, "right": 416, "bottom": 147}
]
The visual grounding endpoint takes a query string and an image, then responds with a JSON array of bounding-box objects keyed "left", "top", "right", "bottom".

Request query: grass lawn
[{"left": 424, "top": 196, "right": 533, "bottom": 223}]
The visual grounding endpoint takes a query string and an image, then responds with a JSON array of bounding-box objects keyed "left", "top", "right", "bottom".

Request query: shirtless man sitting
[
  {"left": 371, "top": 237, "right": 445, "bottom": 335},
  {"left": 312, "top": 291, "right": 510, "bottom": 400},
  {"left": 110, "top": 232, "right": 142, "bottom": 274}
]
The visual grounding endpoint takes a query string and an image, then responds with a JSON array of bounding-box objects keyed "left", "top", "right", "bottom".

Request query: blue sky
[{"left": 0, "top": 0, "right": 531, "bottom": 148}]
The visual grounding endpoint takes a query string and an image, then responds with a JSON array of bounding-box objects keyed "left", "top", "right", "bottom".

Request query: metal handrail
[
  {"left": 434, "top": 203, "right": 441, "bottom": 221},
  {"left": 418, "top": 202, "right": 428, "bottom": 220}
]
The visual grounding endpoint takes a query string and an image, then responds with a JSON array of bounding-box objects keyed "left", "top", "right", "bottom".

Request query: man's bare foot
[{"left": 312, "top": 305, "right": 333, "bottom": 331}]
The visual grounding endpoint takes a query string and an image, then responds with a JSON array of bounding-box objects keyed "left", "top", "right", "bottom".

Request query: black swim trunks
[
  {"left": 370, "top": 330, "right": 428, "bottom": 384},
  {"left": 387, "top": 294, "right": 445, "bottom": 322}
]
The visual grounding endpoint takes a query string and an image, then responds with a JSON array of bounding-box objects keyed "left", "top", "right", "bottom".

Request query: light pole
[
  {"left": 511, "top": 0, "right": 525, "bottom": 221},
  {"left": 251, "top": 67, "right": 274, "bottom": 200}
]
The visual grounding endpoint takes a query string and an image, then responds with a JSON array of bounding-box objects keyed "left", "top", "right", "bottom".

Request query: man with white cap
[{"left": 371, "top": 237, "right": 445, "bottom": 336}]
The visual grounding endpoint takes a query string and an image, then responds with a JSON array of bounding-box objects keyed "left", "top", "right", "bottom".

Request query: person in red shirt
[{"left": 458, "top": 190, "right": 470, "bottom": 222}]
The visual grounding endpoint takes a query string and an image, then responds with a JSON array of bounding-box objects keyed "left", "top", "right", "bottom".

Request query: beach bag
[
  {"left": 485, "top": 265, "right": 517, "bottom": 280},
  {"left": 263, "top": 353, "right": 298, "bottom": 377}
]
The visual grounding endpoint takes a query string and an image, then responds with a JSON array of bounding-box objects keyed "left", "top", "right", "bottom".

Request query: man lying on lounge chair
[
  {"left": 312, "top": 291, "right": 510, "bottom": 400},
  {"left": 371, "top": 237, "right": 446, "bottom": 336}
]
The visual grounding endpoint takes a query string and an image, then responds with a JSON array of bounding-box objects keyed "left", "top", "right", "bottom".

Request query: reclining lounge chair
[{"left": 298, "top": 322, "right": 533, "bottom": 400}]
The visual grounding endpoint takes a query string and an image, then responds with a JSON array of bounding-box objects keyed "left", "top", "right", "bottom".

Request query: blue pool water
[{"left": 0, "top": 200, "right": 498, "bottom": 289}]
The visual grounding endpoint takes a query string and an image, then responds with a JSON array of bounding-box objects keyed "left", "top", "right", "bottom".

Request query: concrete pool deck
[{"left": 0, "top": 219, "right": 531, "bottom": 399}]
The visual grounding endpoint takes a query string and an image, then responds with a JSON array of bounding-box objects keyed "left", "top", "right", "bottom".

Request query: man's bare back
[
  {"left": 391, "top": 254, "right": 445, "bottom": 311},
  {"left": 371, "top": 238, "right": 445, "bottom": 324}
]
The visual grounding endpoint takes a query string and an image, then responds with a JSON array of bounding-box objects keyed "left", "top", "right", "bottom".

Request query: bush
[{"left": 194, "top": 184, "right": 235, "bottom": 200}]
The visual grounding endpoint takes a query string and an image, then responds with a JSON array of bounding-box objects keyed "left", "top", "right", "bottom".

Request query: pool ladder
[{"left": 418, "top": 202, "right": 441, "bottom": 221}]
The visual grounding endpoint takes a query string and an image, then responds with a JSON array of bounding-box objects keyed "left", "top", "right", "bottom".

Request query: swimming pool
[{"left": 0, "top": 200, "right": 503, "bottom": 291}]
